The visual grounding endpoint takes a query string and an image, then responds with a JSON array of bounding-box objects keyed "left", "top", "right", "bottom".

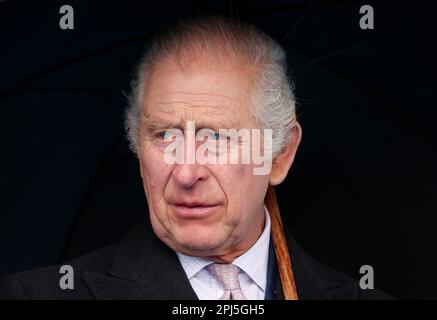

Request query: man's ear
[{"left": 269, "top": 121, "right": 302, "bottom": 186}]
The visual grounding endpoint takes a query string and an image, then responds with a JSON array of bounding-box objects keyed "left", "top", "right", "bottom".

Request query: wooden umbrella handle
[{"left": 265, "top": 185, "right": 299, "bottom": 300}]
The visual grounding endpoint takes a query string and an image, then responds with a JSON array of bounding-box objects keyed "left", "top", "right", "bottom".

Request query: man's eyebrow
[
  {"left": 142, "top": 116, "right": 185, "bottom": 133},
  {"left": 143, "top": 115, "right": 240, "bottom": 133}
]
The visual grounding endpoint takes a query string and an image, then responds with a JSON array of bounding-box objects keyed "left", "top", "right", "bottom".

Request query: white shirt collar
[{"left": 177, "top": 206, "right": 271, "bottom": 292}]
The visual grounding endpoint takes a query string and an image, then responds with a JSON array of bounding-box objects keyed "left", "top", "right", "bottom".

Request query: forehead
[{"left": 141, "top": 59, "right": 256, "bottom": 128}]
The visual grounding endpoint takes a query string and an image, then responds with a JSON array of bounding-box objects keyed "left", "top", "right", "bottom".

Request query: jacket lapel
[
  {"left": 266, "top": 228, "right": 346, "bottom": 300},
  {"left": 284, "top": 228, "right": 345, "bottom": 300},
  {"left": 83, "top": 221, "right": 198, "bottom": 300},
  {"left": 265, "top": 237, "right": 283, "bottom": 300}
]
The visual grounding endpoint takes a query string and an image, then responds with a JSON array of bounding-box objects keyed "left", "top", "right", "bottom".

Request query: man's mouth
[{"left": 169, "top": 201, "right": 221, "bottom": 219}]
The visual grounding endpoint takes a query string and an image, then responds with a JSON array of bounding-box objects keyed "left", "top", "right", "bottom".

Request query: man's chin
[{"left": 172, "top": 232, "right": 226, "bottom": 256}]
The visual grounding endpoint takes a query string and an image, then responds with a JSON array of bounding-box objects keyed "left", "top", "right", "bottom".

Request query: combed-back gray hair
[{"left": 125, "top": 15, "right": 297, "bottom": 158}]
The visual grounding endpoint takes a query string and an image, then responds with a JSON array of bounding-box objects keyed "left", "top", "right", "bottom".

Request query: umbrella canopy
[{"left": 1, "top": 0, "right": 436, "bottom": 299}]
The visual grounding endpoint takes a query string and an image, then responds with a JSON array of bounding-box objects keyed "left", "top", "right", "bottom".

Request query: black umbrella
[{"left": 1, "top": 0, "right": 436, "bottom": 299}]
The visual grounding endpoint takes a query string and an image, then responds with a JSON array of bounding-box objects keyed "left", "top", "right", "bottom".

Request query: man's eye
[
  {"left": 157, "top": 131, "right": 167, "bottom": 139},
  {"left": 208, "top": 131, "right": 221, "bottom": 140},
  {"left": 206, "top": 129, "right": 228, "bottom": 141},
  {"left": 155, "top": 129, "right": 183, "bottom": 142}
]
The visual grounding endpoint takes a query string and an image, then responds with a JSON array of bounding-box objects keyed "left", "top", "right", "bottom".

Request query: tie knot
[{"left": 206, "top": 263, "right": 241, "bottom": 290}]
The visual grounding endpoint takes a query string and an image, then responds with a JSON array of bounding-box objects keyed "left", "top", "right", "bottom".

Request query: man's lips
[{"left": 169, "top": 202, "right": 221, "bottom": 219}]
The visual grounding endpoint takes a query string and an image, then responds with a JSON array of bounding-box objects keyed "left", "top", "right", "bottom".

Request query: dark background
[{"left": 1, "top": 0, "right": 436, "bottom": 299}]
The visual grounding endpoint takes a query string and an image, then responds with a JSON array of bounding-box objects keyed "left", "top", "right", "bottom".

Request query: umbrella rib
[
  {"left": 1, "top": 1, "right": 160, "bottom": 100},
  {"left": 93, "top": 0, "right": 149, "bottom": 33},
  {"left": 22, "top": 87, "right": 122, "bottom": 92},
  {"left": 280, "top": 0, "right": 318, "bottom": 44},
  {"left": 297, "top": 96, "right": 389, "bottom": 113},
  {"left": 0, "top": 34, "right": 150, "bottom": 101},
  {"left": 291, "top": 11, "right": 436, "bottom": 71}
]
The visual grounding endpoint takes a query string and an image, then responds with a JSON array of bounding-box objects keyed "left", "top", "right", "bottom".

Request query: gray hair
[{"left": 125, "top": 15, "right": 297, "bottom": 157}]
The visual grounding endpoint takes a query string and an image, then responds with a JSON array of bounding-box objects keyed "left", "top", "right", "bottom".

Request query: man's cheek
[
  {"left": 142, "top": 148, "right": 168, "bottom": 174},
  {"left": 141, "top": 156, "right": 171, "bottom": 195},
  {"left": 220, "top": 163, "right": 247, "bottom": 179},
  {"left": 217, "top": 165, "right": 248, "bottom": 204}
]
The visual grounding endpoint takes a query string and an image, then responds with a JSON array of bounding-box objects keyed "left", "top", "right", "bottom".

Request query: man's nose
[
  {"left": 171, "top": 127, "right": 210, "bottom": 189},
  {"left": 172, "top": 163, "right": 207, "bottom": 189}
]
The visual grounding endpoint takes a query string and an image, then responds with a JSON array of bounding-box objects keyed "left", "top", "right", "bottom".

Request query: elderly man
[{"left": 0, "top": 16, "right": 388, "bottom": 300}]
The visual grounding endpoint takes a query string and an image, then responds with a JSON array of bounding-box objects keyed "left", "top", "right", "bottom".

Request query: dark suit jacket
[{"left": 0, "top": 220, "right": 390, "bottom": 300}]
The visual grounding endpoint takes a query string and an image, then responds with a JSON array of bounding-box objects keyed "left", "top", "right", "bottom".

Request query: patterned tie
[{"left": 206, "top": 263, "right": 247, "bottom": 300}]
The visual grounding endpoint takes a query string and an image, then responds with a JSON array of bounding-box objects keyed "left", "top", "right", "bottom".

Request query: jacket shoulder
[
  {"left": 315, "top": 260, "right": 393, "bottom": 300},
  {"left": 286, "top": 229, "right": 393, "bottom": 300},
  {"left": 0, "top": 243, "right": 118, "bottom": 300},
  {"left": 295, "top": 247, "right": 393, "bottom": 300}
]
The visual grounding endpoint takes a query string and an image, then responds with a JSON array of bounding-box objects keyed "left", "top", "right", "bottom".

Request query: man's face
[{"left": 138, "top": 58, "right": 270, "bottom": 260}]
